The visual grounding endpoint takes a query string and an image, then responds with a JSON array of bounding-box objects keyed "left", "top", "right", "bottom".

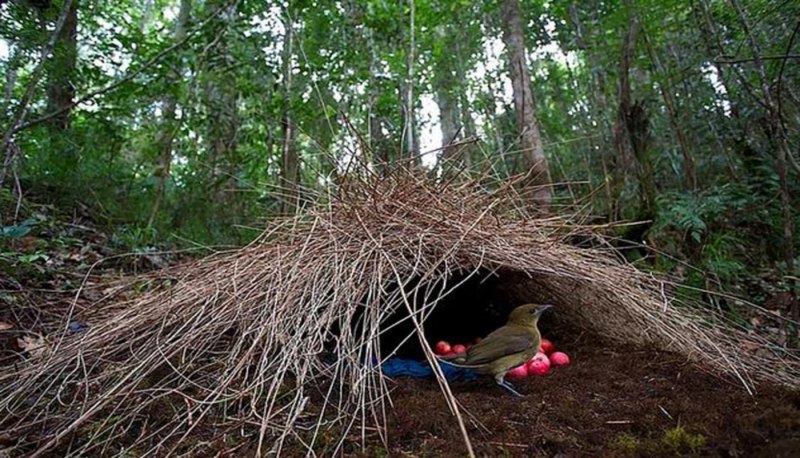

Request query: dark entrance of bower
[{"left": 377, "top": 268, "right": 563, "bottom": 359}]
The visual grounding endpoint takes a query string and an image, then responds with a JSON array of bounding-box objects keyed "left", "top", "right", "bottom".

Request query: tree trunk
[
  {"left": 614, "top": 5, "right": 655, "bottom": 222},
  {"left": 437, "top": 90, "right": 458, "bottom": 155},
  {"left": 483, "top": 75, "right": 505, "bottom": 163},
  {"left": 730, "top": 0, "right": 796, "bottom": 323},
  {"left": 500, "top": 0, "right": 552, "bottom": 212},
  {"left": 280, "top": 14, "right": 299, "bottom": 215},
  {"left": 44, "top": 0, "right": 77, "bottom": 141},
  {"left": 203, "top": 0, "right": 240, "bottom": 229},
  {"left": 435, "top": 62, "right": 460, "bottom": 174},
  {"left": 569, "top": 2, "right": 615, "bottom": 217},
  {"left": 2, "top": 51, "right": 19, "bottom": 116},
  {"left": 696, "top": 0, "right": 740, "bottom": 120},
  {"left": 366, "top": 31, "right": 390, "bottom": 175},
  {"left": 148, "top": 0, "right": 192, "bottom": 227},
  {"left": 403, "top": 0, "right": 417, "bottom": 165},
  {"left": 368, "top": 86, "right": 387, "bottom": 174},
  {"left": 454, "top": 38, "right": 476, "bottom": 170},
  {"left": 641, "top": 29, "right": 696, "bottom": 190},
  {"left": 41, "top": 0, "right": 78, "bottom": 181}
]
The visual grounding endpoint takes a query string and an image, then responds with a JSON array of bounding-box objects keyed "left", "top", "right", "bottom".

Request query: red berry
[
  {"left": 506, "top": 364, "right": 528, "bottom": 379},
  {"left": 539, "top": 338, "right": 555, "bottom": 354},
  {"left": 550, "top": 351, "right": 570, "bottom": 366},
  {"left": 526, "top": 352, "right": 551, "bottom": 376}
]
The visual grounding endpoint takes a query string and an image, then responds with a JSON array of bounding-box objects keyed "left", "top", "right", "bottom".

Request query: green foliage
[
  {"left": 653, "top": 185, "right": 750, "bottom": 245},
  {"left": 702, "top": 231, "right": 745, "bottom": 283},
  {"left": 650, "top": 184, "right": 764, "bottom": 290},
  {"left": 0, "top": 0, "right": 796, "bottom": 309},
  {"left": 110, "top": 225, "right": 160, "bottom": 252}
]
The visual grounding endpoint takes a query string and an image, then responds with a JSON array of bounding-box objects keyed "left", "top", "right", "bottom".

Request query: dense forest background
[{"left": 0, "top": 0, "right": 798, "bottom": 322}]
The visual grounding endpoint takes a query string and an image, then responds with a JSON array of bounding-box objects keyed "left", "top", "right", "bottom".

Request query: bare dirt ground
[{"left": 368, "top": 332, "right": 800, "bottom": 457}]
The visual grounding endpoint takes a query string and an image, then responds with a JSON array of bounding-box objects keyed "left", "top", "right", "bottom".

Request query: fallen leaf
[
  {"left": 0, "top": 321, "right": 13, "bottom": 331},
  {"left": 17, "top": 334, "right": 48, "bottom": 359}
]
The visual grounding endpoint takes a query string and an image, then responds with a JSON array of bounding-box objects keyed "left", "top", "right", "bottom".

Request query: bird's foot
[{"left": 496, "top": 379, "right": 525, "bottom": 397}]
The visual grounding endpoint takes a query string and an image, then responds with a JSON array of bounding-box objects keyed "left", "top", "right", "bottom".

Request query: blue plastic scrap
[
  {"left": 68, "top": 321, "right": 88, "bottom": 333},
  {"left": 376, "top": 357, "right": 479, "bottom": 381}
]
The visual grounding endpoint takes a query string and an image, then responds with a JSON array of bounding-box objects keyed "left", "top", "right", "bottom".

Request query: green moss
[
  {"left": 609, "top": 427, "right": 707, "bottom": 456},
  {"left": 609, "top": 432, "right": 641, "bottom": 451},
  {"left": 661, "top": 427, "right": 707, "bottom": 454}
]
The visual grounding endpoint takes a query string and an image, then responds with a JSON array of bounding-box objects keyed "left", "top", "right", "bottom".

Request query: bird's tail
[{"left": 435, "top": 354, "right": 481, "bottom": 368}]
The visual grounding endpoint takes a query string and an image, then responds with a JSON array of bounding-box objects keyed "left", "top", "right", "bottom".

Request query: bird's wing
[{"left": 463, "top": 326, "right": 536, "bottom": 366}]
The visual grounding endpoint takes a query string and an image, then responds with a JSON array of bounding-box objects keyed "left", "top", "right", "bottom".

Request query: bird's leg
[{"left": 495, "top": 376, "right": 525, "bottom": 397}]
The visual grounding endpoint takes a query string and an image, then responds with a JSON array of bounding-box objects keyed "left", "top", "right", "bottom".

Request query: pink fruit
[
  {"left": 539, "top": 338, "right": 555, "bottom": 354},
  {"left": 451, "top": 344, "right": 467, "bottom": 354},
  {"left": 526, "top": 352, "right": 551, "bottom": 376},
  {"left": 434, "top": 341, "right": 451, "bottom": 355},
  {"left": 532, "top": 351, "right": 549, "bottom": 363},
  {"left": 550, "top": 351, "right": 571, "bottom": 366},
  {"left": 506, "top": 364, "right": 528, "bottom": 379}
]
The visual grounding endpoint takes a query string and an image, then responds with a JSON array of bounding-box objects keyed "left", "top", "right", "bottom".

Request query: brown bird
[{"left": 438, "top": 303, "right": 552, "bottom": 397}]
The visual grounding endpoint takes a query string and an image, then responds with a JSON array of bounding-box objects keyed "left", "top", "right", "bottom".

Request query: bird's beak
[{"left": 538, "top": 304, "right": 553, "bottom": 314}]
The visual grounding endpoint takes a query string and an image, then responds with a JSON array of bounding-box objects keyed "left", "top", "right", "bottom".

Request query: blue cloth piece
[
  {"left": 377, "top": 357, "right": 479, "bottom": 381},
  {"left": 68, "top": 320, "right": 88, "bottom": 333}
]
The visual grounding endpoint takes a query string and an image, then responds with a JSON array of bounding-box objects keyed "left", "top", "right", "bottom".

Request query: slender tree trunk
[
  {"left": 612, "top": 12, "right": 636, "bottom": 221},
  {"left": 629, "top": 100, "right": 655, "bottom": 219},
  {"left": 280, "top": 13, "right": 299, "bottom": 215},
  {"left": 403, "top": 0, "right": 417, "bottom": 165},
  {"left": 641, "top": 29, "right": 696, "bottom": 190},
  {"left": 730, "top": 0, "right": 796, "bottom": 323},
  {"left": 2, "top": 50, "right": 18, "bottom": 117},
  {"left": 614, "top": 4, "right": 655, "bottom": 221},
  {"left": 696, "top": 0, "right": 740, "bottom": 120},
  {"left": 368, "top": 109, "right": 388, "bottom": 175},
  {"left": 569, "top": 2, "right": 615, "bottom": 216},
  {"left": 483, "top": 71, "right": 505, "bottom": 161},
  {"left": 435, "top": 55, "right": 460, "bottom": 174},
  {"left": 437, "top": 90, "right": 458, "bottom": 155},
  {"left": 694, "top": 0, "right": 746, "bottom": 180},
  {"left": 41, "top": 0, "right": 79, "bottom": 182},
  {"left": 454, "top": 38, "right": 476, "bottom": 170},
  {"left": 148, "top": 0, "right": 192, "bottom": 227},
  {"left": 500, "top": 0, "right": 552, "bottom": 212},
  {"left": 44, "top": 0, "right": 78, "bottom": 141},
  {"left": 203, "top": 0, "right": 240, "bottom": 230},
  {"left": 367, "top": 55, "right": 389, "bottom": 176},
  {"left": 366, "top": 30, "right": 389, "bottom": 175}
]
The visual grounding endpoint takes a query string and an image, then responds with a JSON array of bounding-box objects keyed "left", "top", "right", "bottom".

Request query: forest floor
[
  {"left": 2, "top": 323, "right": 799, "bottom": 457},
  {"left": 365, "top": 333, "right": 800, "bottom": 457}
]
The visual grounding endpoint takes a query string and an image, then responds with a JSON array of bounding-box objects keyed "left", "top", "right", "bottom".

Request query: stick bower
[{"left": 1, "top": 169, "right": 797, "bottom": 456}]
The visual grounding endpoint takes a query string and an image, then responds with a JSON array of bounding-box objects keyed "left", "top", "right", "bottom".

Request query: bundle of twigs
[{"left": 1, "top": 168, "right": 797, "bottom": 457}]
